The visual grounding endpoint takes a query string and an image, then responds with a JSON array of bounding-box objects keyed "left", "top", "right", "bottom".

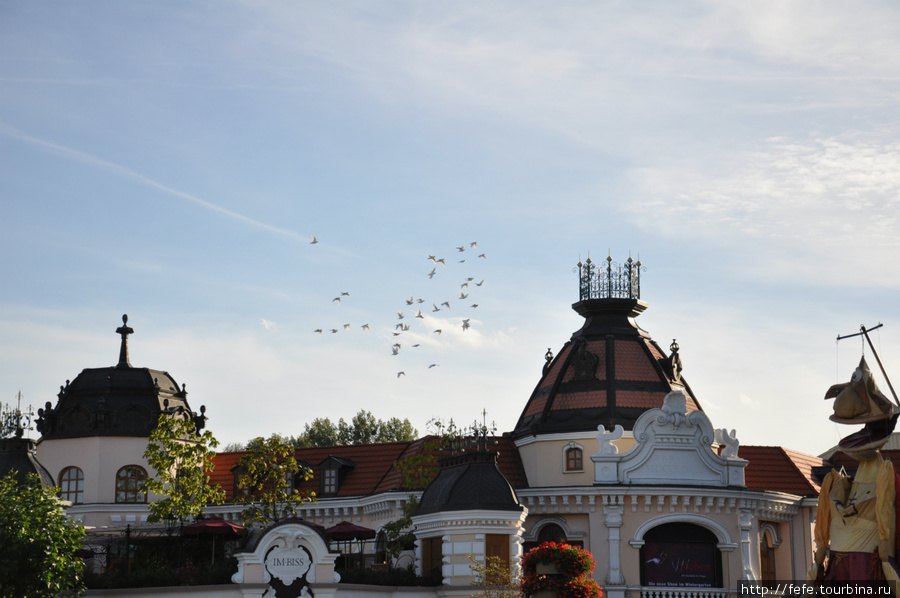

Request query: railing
[
  {"left": 576, "top": 255, "right": 643, "bottom": 301},
  {"left": 640, "top": 588, "right": 730, "bottom": 598}
]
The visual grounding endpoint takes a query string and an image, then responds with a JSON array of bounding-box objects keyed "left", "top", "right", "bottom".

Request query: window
[
  {"left": 421, "top": 536, "right": 443, "bottom": 582},
  {"left": 538, "top": 523, "right": 567, "bottom": 544},
  {"left": 323, "top": 468, "right": 337, "bottom": 494},
  {"left": 565, "top": 446, "right": 583, "bottom": 472},
  {"left": 640, "top": 522, "right": 722, "bottom": 588},
  {"left": 760, "top": 527, "right": 777, "bottom": 583},
  {"left": 59, "top": 467, "right": 84, "bottom": 504},
  {"left": 115, "top": 465, "right": 147, "bottom": 503}
]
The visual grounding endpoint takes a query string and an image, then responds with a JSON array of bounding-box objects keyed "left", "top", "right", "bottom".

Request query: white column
[
  {"left": 604, "top": 500, "right": 625, "bottom": 585},
  {"left": 739, "top": 508, "right": 756, "bottom": 581}
]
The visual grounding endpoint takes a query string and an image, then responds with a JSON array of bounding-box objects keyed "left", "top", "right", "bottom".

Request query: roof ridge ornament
[
  {"left": 115, "top": 314, "right": 134, "bottom": 369},
  {"left": 576, "top": 253, "right": 643, "bottom": 301}
]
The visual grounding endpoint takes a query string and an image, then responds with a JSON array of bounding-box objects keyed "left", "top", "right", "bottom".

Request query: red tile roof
[
  {"left": 208, "top": 436, "right": 529, "bottom": 501},
  {"left": 740, "top": 445, "right": 824, "bottom": 496}
]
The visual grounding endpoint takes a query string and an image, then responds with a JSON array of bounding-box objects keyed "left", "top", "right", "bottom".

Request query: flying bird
[
  {"left": 397, "top": 310, "right": 404, "bottom": 319},
  {"left": 406, "top": 296, "right": 414, "bottom": 305},
  {"left": 475, "top": 280, "right": 484, "bottom": 286},
  {"left": 361, "top": 324, "right": 370, "bottom": 330},
  {"left": 428, "top": 268, "right": 436, "bottom": 279},
  {"left": 460, "top": 292, "right": 469, "bottom": 299},
  {"left": 478, "top": 254, "right": 486, "bottom": 259},
  {"left": 330, "top": 329, "right": 339, "bottom": 333},
  {"left": 434, "top": 329, "right": 442, "bottom": 335},
  {"left": 432, "top": 304, "right": 441, "bottom": 312},
  {"left": 391, "top": 345, "right": 400, "bottom": 355},
  {"left": 436, "top": 258, "right": 446, "bottom": 266},
  {"left": 471, "top": 304, "right": 479, "bottom": 309},
  {"left": 470, "top": 241, "right": 477, "bottom": 248},
  {"left": 461, "top": 283, "right": 468, "bottom": 289},
  {"left": 457, "top": 246, "right": 465, "bottom": 252},
  {"left": 427, "top": 255, "right": 436, "bottom": 263},
  {"left": 401, "top": 323, "right": 410, "bottom": 331},
  {"left": 415, "top": 309, "right": 424, "bottom": 319},
  {"left": 314, "top": 329, "right": 323, "bottom": 334},
  {"left": 397, "top": 371, "right": 405, "bottom": 378},
  {"left": 341, "top": 291, "right": 350, "bottom": 296},
  {"left": 310, "top": 235, "right": 318, "bottom": 244},
  {"left": 332, "top": 297, "right": 341, "bottom": 303},
  {"left": 462, "top": 319, "right": 470, "bottom": 331},
  {"left": 343, "top": 323, "right": 350, "bottom": 330},
  {"left": 429, "top": 364, "right": 439, "bottom": 368},
  {"left": 412, "top": 343, "right": 421, "bottom": 347},
  {"left": 441, "top": 301, "right": 451, "bottom": 309},
  {"left": 416, "top": 298, "right": 424, "bottom": 303}
]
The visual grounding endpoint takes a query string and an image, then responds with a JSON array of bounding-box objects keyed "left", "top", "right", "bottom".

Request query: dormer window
[
  {"left": 317, "top": 456, "right": 354, "bottom": 496},
  {"left": 323, "top": 468, "right": 338, "bottom": 494}
]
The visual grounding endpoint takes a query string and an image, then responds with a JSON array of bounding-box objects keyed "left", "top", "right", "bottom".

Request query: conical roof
[
  {"left": 36, "top": 315, "right": 205, "bottom": 440},
  {"left": 511, "top": 256, "right": 702, "bottom": 439}
]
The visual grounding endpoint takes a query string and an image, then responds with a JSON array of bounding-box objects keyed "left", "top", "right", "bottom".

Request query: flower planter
[{"left": 536, "top": 562, "right": 561, "bottom": 575}]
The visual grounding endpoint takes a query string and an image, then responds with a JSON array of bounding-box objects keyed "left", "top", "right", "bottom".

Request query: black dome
[
  {"left": 36, "top": 315, "right": 205, "bottom": 440},
  {"left": 414, "top": 451, "right": 523, "bottom": 516}
]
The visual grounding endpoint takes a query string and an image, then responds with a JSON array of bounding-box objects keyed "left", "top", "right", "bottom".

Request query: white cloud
[{"left": 628, "top": 132, "right": 900, "bottom": 287}]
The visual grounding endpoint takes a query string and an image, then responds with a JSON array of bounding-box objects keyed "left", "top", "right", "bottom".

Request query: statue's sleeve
[
  {"left": 876, "top": 459, "right": 896, "bottom": 543},
  {"left": 816, "top": 470, "right": 837, "bottom": 550}
]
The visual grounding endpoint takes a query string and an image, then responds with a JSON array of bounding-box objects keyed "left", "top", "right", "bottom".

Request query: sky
[{"left": 1, "top": 1, "right": 899, "bottom": 457}]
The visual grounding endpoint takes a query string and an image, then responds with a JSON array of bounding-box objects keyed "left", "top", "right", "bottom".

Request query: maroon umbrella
[
  {"left": 326, "top": 521, "right": 376, "bottom": 541},
  {"left": 284, "top": 517, "right": 327, "bottom": 534},
  {"left": 182, "top": 517, "right": 245, "bottom": 536}
]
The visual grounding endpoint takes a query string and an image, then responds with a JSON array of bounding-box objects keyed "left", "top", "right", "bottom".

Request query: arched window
[
  {"left": 538, "top": 523, "right": 567, "bottom": 544},
  {"left": 759, "top": 525, "right": 779, "bottom": 582},
  {"left": 564, "top": 445, "right": 583, "bottom": 472},
  {"left": 59, "top": 467, "right": 84, "bottom": 504},
  {"left": 640, "top": 522, "right": 722, "bottom": 588},
  {"left": 115, "top": 465, "right": 147, "bottom": 503}
]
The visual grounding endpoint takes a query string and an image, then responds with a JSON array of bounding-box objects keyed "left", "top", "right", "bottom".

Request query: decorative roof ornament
[
  {"left": 576, "top": 253, "right": 643, "bottom": 301},
  {"left": 1, "top": 392, "right": 34, "bottom": 439},
  {"left": 115, "top": 314, "right": 134, "bottom": 369}
]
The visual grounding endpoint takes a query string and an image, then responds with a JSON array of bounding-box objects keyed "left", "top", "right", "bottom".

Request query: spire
[{"left": 115, "top": 314, "right": 134, "bottom": 369}]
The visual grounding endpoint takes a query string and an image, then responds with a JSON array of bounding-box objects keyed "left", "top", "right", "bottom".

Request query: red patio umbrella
[
  {"left": 182, "top": 516, "right": 245, "bottom": 536},
  {"left": 325, "top": 521, "right": 376, "bottom": 541}
]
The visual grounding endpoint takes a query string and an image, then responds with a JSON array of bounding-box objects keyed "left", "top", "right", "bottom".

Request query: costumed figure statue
[{"left": 810, "top": 357, "right": 900, "bottom": 585}]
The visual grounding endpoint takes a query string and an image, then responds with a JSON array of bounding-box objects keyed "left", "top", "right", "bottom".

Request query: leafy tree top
[
  {"left": 142, "top": 413, "right": 225, "bottom": 525},
  {"left": 0, "top": 472, "right": 86, "bottom": 597}
]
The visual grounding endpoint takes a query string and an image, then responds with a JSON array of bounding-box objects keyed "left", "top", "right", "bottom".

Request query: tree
[
  {"left": 143, "top": 414, "right": 226, "bottom": 526},
  {"left": 295, "top": 410, "right": 419, "bottom": 447},
  {"left": 0, "top": 472, "right": 86, "bottom": 597},
  {"left": 234, "top": 435, "right": 315, "bottom": 526},
  {"left": 469, "top": 554, "right": 521, "bottom": 598}
]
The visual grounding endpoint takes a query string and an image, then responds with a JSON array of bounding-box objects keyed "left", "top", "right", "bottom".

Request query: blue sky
[{"left": 2, "top": 1, "right": 899, "bottom": 455}]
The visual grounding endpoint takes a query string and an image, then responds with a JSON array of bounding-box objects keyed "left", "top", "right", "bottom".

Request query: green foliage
[
  {"left": 229, "top": 410, "right": 419, "bottom": 450},
  {"left": 0, "top": 472, "right": 86, "bottom": 598},
  {"left": 337, "top": 564, "right": 439, "bottom": 586},
  {"left": 469, "top": 555, "right": 521, "bottom": 598},
  {"left": 143, "top": 414, "right": 226, "bottom": 525},
  {"left": 234, "top": 435, "right": 316, "bottom": 526}
]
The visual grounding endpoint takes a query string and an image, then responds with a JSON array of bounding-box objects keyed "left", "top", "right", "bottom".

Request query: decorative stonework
[
  {"left": 592, "top": 391, "right": 747, "bottom": 486},
  {"left": 233, "top": 521, "right": 338, "bottom": 598}
]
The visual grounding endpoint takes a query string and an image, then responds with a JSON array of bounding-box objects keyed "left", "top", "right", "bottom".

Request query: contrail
[{"left": 0, "top": 122, "right": 306, "bottom": 241}]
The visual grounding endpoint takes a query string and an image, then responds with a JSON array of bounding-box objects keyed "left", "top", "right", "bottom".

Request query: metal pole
[{"left": 861, "top": 326, "right": 900, "bottom": 407}]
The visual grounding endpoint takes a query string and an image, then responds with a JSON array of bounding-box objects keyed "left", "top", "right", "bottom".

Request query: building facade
[{"left": 22, "top": 258, "right": 828, "bottom": 598}]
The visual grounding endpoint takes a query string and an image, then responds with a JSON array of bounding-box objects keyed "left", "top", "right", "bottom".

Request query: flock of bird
[{"left": 310, "top": 238, "right": 488, "bottom": 379}]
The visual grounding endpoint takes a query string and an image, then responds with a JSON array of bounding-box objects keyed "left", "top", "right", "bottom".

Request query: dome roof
[
  {"left": 511, "top": 257, "right": 702, "bottom": 439},
  {"left": 414, "top": 451, "right": 523, "bottom": 516},
  {"left": 0, "top": 435, "right": 53, "bottom": 486},
  {"left": 36, "top": 315, "right": 205, "bottom": 440}
]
